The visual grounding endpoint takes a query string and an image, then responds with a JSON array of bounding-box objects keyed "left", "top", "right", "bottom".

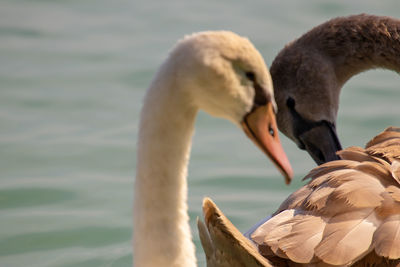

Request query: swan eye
[
  {"left": 245, "top": 70, "right": 268, "bottom": 107},
  {"left": 269, "top": 124, "right": 275, "bottom": 137},
  {"left": 286, "top": 97, "right": 295, "bottom": 109},
  {"left": 245, "top": 71, "right": 256, "bottom": 81}
]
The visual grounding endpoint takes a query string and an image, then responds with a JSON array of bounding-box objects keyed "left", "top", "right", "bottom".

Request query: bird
[
  {"left": 270, "top": 14, "right": 400, "bottom": 165},
  {"left": 199, "top": 126, "right": 400, "bottom": 266},
  {"left": 133, "top": 31, "right": 293, "bottom": 267}
]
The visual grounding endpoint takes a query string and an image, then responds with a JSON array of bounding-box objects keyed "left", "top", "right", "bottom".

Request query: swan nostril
[{"left": 269, "top": 125, "right": 275, "bottom": 137}]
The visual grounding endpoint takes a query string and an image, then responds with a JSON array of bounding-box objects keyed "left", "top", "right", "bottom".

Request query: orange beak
[{"left": 241, "top": 103, "right": 293, "bottom": 184}]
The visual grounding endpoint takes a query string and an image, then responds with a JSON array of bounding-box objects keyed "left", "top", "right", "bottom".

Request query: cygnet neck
[{"left": 302, "top": 14, "right": 400, "bottom": 85}]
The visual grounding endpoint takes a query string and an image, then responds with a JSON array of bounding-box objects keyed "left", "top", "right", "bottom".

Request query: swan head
[
  {"left": 271, "top": 45, "right": 342, "bottom": 165},
  {"left": 166, "top": 31, "right": 293, "bottom": 182}
]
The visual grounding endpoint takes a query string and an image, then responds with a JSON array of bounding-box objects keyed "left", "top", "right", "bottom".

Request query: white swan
[
  {"left": 271, "top": 14, "right": 400, "bottom": 164},
  {"left": 133, "top": 31, "right": 293, "bottom": 267}
]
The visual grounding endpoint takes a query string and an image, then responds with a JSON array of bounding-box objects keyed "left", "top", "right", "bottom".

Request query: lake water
[{"left": 1, "top": 0, "right": 399, "bottom": 266}]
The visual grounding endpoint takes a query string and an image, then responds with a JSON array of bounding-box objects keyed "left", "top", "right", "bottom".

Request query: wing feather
[
  {"left": 304, "top": 160, "right": 358, "bottom": 181},
  {"left": 276, "top": 186, "right": 313, "bottom": 212},
  {"left": 252, "top": 209, "right": 295, "bottom": 256},
  {"left": 337, "top": 148, "right": 378, "bottom": 163},
  {"left": 391, "top": 161, "right": 400, "bottom": 185},
  {"left": 328, "top": 176, "right": 384, "bottom": 209},
  {"left": 314, "top": 209, "right": 378, "bottom": 265},
  {"left": 366, "top": 128, "right": 400, "bottom": 148},
  {"left": 277, "top": 214, "right": 326, "bottom": 263},
  {"left": 373, "top": 215, "right": 400, "bottom": 259},
  {"left": 199, "top": 198, "right": 273, "bottom": 267},
  {"left": 303, "top": 186, "right": 335, "bottom": 210}
]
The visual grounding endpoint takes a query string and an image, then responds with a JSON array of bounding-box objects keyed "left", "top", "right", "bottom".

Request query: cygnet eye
[{"left": 286, "top": 97, "right": 296, "bottom": 109}]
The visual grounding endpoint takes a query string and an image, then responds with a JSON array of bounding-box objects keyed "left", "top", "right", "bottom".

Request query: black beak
[
  {"left": 297, "top": 121, "right": 342, "bottom": 165},
  {"left": 285, "top": 97, "right": 342, "bottom": 165}
]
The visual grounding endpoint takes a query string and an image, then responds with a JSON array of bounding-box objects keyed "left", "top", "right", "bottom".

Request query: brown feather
[
  {"left": 391, "top": 161, "right": 400, "bottom": 185},
  {"left": 254, "top": 210, "right": 296, "bottom": 257},
  {"left": 327, "top": 176, "right": 384, "bottom": 208},
  {"left": 303, "top": 185, "right": 335, "bottom": 211},
  {"left": 387, "top": 185, "right": 400, "bottom": 202},
  {"left": 375, "top": 192, "right": 400, "bottom": 218},
  {"left": 354, "top": 161, "right": 393, "bottom": 185},
  {"left": 373, "top": 215, "right": 400, "bottom": 259},
  {"left": 304, "top": 160, "right": 358, "bottom": 181},
  {"left": 277, "top": 214, "right": 326, "bottom": 263},
  {"left": 337, "top": 148, "right": 378, "bottom": 163},
  {"left": 314, "top": 209, "right": 378, "bottom": 265},
  {"left": 276, "top": 186, "right": 313, "bottom": 213},
  {"left": 366, "top": 128, "right": 400, "bottom": 148}
]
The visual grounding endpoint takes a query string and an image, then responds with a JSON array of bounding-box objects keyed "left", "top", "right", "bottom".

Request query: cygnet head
[
  {"left": 271, "top": 44, "right": 342, "bottom": 165},
  {"left": 160, "top": 31, "right": 293, "bottom": 182}
]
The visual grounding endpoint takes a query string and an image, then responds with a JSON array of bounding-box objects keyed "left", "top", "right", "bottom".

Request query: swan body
[
  {"left": 271, "top": 14, "right": 400, "bottom": 164},
  {"left": 200, "top": 127, "right": 400, "bottom": 266},
  {"left": 134, "top": 31, "right": 292, "bottom": 267}
]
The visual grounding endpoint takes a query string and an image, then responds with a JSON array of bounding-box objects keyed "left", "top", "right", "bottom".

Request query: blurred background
[{"left": 1, "top": 0, "right": 399, "bottom": 266}]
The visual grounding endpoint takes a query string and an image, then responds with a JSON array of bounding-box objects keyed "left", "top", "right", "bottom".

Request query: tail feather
[{"left": 198, "top": 197, "right": 273, "bottom": 267}]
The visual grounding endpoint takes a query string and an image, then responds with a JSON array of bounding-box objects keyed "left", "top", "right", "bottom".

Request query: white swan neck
[{"left": 134, "top": 76, "right": 198, "bottom": 267}]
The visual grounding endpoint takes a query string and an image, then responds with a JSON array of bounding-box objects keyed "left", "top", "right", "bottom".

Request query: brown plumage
[
  {"left": 252, "top": 127, "right": 400, "bottom": 266},
  {"left": 271, "top": 14, "right": 400, "bottom": 165},
  {"left": 199, "top": 127, "right": 400, "bottom": 266}
]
